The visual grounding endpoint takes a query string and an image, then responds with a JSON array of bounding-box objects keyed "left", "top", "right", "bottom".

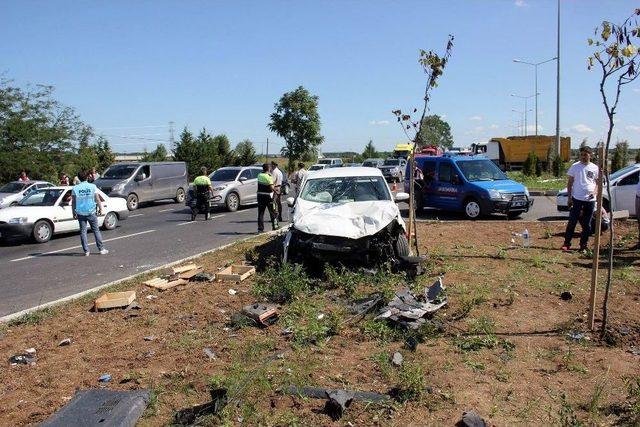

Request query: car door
[
  {"left": 239, "top": 168, "right": 259, "bottom": 204},
  {"left": 613, "top": 170, "right": 639, "bottom": 214},
  {"left": 134, "top": 165, "right": 153, "bottom": 201},
  {"left": 420, "top": 159, "right": 438, "bottom": 208},
  {"left": 53, "top": 190, "right": 77, "bottom": 233},
  {"left": 433, "top": 162, "right": 462, "bottom": 210}
]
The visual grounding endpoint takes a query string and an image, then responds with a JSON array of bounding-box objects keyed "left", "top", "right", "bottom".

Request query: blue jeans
[
  {"left": 77, "top": 213, "right": 104, "bottom": 252},
  {"left": 564, "top": 198, "right": 595, "bottom": 248}
]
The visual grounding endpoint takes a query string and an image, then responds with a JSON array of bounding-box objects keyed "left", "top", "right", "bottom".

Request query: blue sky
[{"left": 2, "top": 0, "right": 639, "bottom": 154}]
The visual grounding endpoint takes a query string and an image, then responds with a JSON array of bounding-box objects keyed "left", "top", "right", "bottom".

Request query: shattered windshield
[
  {"left": 456, "top": 160, "right": 507, "bottom": 181},
  {"left": 299, "top": 176, "right": 390, "bottom": 203}
]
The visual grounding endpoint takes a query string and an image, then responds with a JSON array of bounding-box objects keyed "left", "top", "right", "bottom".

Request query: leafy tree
[
  {"left": 362, "top": 140, "right": 377, "bottom": 159},
  {"left": 269, "top": 86, "right": 324, "bottom": 172},
  {"left": 610, "top": 140, "right": 629, "bottom": 172},
  {"left": 95, "top": 136, "right": 115, "bottom": 172},
  {"left": 415, "top": 115, "right": 453, "bottom": 148},
  {"left": 635, "top": 149, "right": 640, "bottom": 163},
  {"left": 173, "top": 127, "right": 200, "bottom": 179},
  {"left": 196, "top": 128, "right": 219, "bottom": 172},
  {"left": 141, "top": 143, "right": 168, "bottom": 162},
  {"left": 213, "top": 134, "right": 233, "bottom": 167},
  {"left": 233, "top": 139, "right": 257, "bottom": 166},
  {"left": 523, "top": 151, "right": 539, "bottom": 176}
]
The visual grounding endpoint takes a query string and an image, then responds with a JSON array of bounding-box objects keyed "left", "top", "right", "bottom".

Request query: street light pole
[
  {"left": 511, "top": 94, "right": 536, "bottom": 137},
  {"left": 513, "top": 57, "right": 557, "bottom": 136},
  {"left": 556, "top": 0, "right": 561, "bottom": 156}
]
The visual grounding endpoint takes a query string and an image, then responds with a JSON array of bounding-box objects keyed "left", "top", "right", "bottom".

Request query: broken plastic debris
[
  {"left": 317, "top": 313, "right": 325, "bottom": 320},
  {"left": 192, "top": 272, "right": 214, "bottom": 282},
  {"left": 25, "top": 348, "right": 36, "bottom": 355},
  {"left": 241, "top": 303, "right": 279, "bottom": 327},
  {"left": 98, "top": 374, "right": 112, "bottom": 383},
  {"left": 457, "top": 410, "right": 488, "bottom": 427},
  {"left": 203, "top": 348, "right": 217, "bottom": 360},
  {"left": 9, "top": 354, "right": 37, "bottom": 365},
  {"left": 145, "top": 295, "right": 157, "bottom": 300},
  {"left": 392, "top": 352, "right": 403, "bottom": 367},
  {"left": 375, "top": 278, "right": 447, "bottom": 330},
  {"left": 173, "top": 388, "right": 228, "bottom": 425},
  {"left": 560, "top": 291, "right": 573, "bottom": 301},
  {"left": 143, "top": 336, "right": 155, "bottom": 342},
  {"left": 228, "top": 289, "right": 237, "bottom": 295},
  {"left": 567, "top": 331, "right": 588, "bottom": 341},
  {"left": 325, "top": 389, "right": 354, "bottom": 420},
  {"left": 58, "top": 338, "right": 72, "bottom": 347}
]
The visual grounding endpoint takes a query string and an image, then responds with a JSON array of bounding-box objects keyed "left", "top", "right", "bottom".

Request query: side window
[
  {"left": 140, "top": 165, "right": 151, "bottom": 179},
  {"left": 61, "top": 190, "right": 73, "bottom": 206},
  {"left": 251, "top": 169, "right": 260, "bottom": 179},
  {"left": 239, "top": 169, "right": 252, "bottom": 180},
  {"left": 618, "top": 171, "right": 639, "bottom": 186},
  {"left": 423, "top": 161, "right": 437, "bottom": 182},
  {"left": 439, "top": 163, "right": 452, "bottom": 183}
]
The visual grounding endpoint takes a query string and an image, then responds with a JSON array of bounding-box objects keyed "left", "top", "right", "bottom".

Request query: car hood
[
  {"left": 0, "top": 206, "right": 49, "bottom": 221},
  {"left": 0, "top": 192, "right": 18, "bottom": 199},
  {"left": 379, "top": 165, "right": 399, "bottom": 170},
  {"left": 470, "top": 179, "right": 527, "bottom": 193},
  {"left": 292, "top": 199, "right": 405, "bottom": 240},
  {"left": 94, "top": 178, "right": 127, "bottom": 187}
]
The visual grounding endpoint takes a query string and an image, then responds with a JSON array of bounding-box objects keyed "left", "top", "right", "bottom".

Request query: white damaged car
[{"left": 283, "top": 167, "right": 410, "bottom": 264}]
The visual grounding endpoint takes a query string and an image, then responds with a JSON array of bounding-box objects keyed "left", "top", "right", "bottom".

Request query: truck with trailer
[{"left": 471, "top": 135, "right": 570, "bottom": 171}]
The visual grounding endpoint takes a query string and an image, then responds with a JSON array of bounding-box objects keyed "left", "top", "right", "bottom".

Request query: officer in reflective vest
[
  {"left": 257, "top": 163, "right": 279, "bottom": 232},
  {"left": 193, "top": 166, "right": 213, "bottom": 221}
]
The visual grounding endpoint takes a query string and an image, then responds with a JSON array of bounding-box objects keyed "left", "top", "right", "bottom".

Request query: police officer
[
  {"left": 257, "top": 163, "right": 278, "bottom": 232},
  {"left": 192, "top": 166, "right": 213, "bottom": 221}
]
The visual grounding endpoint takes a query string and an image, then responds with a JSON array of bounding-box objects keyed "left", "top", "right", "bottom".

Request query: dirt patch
[{"left": 0, "top": 220, "right": 639, "bottom": 425}]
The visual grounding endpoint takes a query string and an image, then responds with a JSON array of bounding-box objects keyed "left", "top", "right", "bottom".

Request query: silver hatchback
[{"left": 186, "top": 166, "right": 262, "bottom": 212}]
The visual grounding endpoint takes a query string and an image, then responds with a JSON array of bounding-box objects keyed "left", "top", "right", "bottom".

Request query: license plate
[{"left": 512, "top": 201, "right": 526, "bottom": 207}]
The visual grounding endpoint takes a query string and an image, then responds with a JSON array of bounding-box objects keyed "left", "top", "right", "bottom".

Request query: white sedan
[
  {"left": 557, "top": 163, "right": 639, "bottom": 216},
  {"left": 0, "top": 186, "right": 129, "bottom": 243}
]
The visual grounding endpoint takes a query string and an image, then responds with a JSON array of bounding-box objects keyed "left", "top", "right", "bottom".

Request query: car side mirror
[
  {"left": 134, "top": 174, "right": 144, "bottom": 182},
  {"left": 239, "top": 176, "right": 247, "bottom": 182},
  {"left": 286, "top": 197, "right": 295, "bottom": 207},
  {"left": 394, "top": 192, "right": 410, "bottom": 202}
]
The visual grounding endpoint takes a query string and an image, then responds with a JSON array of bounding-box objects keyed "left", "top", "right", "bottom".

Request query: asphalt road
[{"left": 0, "top": 195, "right": 564, "bottom": 318}]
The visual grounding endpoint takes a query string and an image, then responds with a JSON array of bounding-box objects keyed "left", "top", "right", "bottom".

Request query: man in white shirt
[
  {"left": 562, "top": 146, "right": 599, "bottom": 251},
  {"left": 291, "top": 162, "right": 307, "bottom": 197},
  {"left": 270, "top": 161, "right": 284, "bottom": 222}
]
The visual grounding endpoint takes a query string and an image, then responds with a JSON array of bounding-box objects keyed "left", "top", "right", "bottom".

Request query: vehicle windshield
[
  {"left": 456, "top": 160, "right": 507, "bottom": 181},
  {"left": 610, "top": 164, "right": 638, "bottom": 181},
  {"left": 362, "top": 160, "right": 380, "bottom": 167},
  {"left": 309, "top": 165, "right": 325, "bottom": 171},
  {"left": 383, "top": 159, "right": 400, "bottom": 166},
  {"left": 19, "top": 189, "right": 64, "bottom": 206},
  {"left": 318, "top": 159, "right": 333, "bottom": 165},
  {"left": 210, "top": 168, "right": 240, "bottom": 182},
  {"left": 103, "top": 165, "right": 138, "bottom": 179},
  {"left": 0, "top": 182, "right": 28, "bottom": 193},
  {"left": 299, "top": 176, "right": 390, "bottom": 203}
]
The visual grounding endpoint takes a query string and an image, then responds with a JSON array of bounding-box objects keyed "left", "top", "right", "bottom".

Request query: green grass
[
  {"left": 507, "top": 171, "right": 566, "bottom": 191},
  {"left": 8, "top": 307, "right": 58, "bottom": 326},
  {"left": 253, "top": 262, "right": 313, "bottom": 303}
]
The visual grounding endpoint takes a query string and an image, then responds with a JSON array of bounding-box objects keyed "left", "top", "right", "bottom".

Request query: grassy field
[
  {"left": 1, "top": 220, "right": 639, "bottom": 425},
  {"left": 507, "top": 171, "right": 566, "bottom": 191}
]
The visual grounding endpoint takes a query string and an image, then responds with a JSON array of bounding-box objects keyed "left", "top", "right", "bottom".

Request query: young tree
[
  {"left": 587, "top": 8, "right": 640, "bottom": 336},
  {"left": 213, "top": 134, "right": 233, "bottom": 167},
  {"left": 415, "top": 115, "right": 454, "bottom": 148},
  {"left": 269, "top": 86, "right": 324, "bottom": 172},
  {"left": 523, "top": 151, "right": 539, "bottom": 176},
  {"left": 233, "top": 139, "right": 257, "bottom": 166},
  {"left": 362, "top": 140, "right": 377, "bottom": 159},
  {"left": 141, "top": 143, "right": 168, "bottom": 162},
  {"left": 95, "top": 136, "right": 115, "bottom": 171},
  {"left": 173, "top": 127, "right": 200, "bottom": 179}
]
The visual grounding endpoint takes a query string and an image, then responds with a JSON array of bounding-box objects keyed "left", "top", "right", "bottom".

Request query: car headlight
[
  {"left": 213, "top": 185, "right": 227, "bottom": 191},
  {"left": 112, "top": 183, "right": 124, "bottom": 192},
  {"left": 524, "top": 188, "right": 530, "bottom": 198},
  {"left": 8, "top": 217, "right": 28, "bottom": 224},
  {"left": 488, "top": 189, "right": 507, "bottom": 200}
]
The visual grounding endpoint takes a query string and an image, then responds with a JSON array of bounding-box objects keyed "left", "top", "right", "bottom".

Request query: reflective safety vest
[{"left": 257, "top": 172, "right": 273, "bottom": 197}]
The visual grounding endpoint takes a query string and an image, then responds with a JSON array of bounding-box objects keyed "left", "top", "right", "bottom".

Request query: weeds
[
  {"left": 623, "top": 376, "right": 640, "bottom": 420},
  {"left": 559, "top": 393, "right": 584, "bottom": 426},
  {"left": 253, "top": 261, "right": 313, "bottom": 303},
  {"left": 282, "top": 297, "right": 342, "bottom": 346},
  {"left": 8, "top": 307, "right": 57, "bottom": 326},
  {"left": 464, "top": 359, "right": 485, "bottom": 372}
]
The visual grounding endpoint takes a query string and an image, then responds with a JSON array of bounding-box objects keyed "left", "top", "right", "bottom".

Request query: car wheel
[
  {"left": 463, "top": 198, "right": 482, "bottom": 220},
  {"left": 507, "top": 211, "right": 522, "bottom": 220},
  {"left": 174, "top": 188, "right": 185, "bottom": 203},
  {"left": 10, "top": 201, "right": 18, "bottom": 207},
  {"left": 225, "top": 192, "right": 239, "bottom": 212},
  {"left": 394, "top": 234, "right": 410, "bottom": 258},
  {"left": 32, "top": 220, "right": 52, "bottom": 243},
  {"left": 102, "top": 212, "right": 118, "bottom": 230},
  {"left": 126, "top": 193, "right": 139, "bottom": 211}
]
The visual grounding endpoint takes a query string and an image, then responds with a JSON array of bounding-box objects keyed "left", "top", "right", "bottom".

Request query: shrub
[
  {"left": 523, "top": 151, "right": 539, "bottom": 176},
  {"left": 253, "top": 262, "right": 312, "bottom": 303}
]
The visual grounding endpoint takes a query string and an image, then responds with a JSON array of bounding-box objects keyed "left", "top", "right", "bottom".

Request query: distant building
[{"left": 114, "top": 154, "right": 144, "bottom": 162}]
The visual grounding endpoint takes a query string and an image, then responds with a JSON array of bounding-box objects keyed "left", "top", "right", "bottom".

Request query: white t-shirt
[
  {"left": 271, "top": 167, "right": 283, "bottom": 187},
  {"left": 567, "top": 161, "right": 599, "bottom": 202}
]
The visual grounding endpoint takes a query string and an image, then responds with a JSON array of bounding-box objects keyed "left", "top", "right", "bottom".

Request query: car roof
[
  {"left": 307, "top": 166, "right": 384, "bottom": 178},
  {"left": 8, "top": 180, "right": 50, "bottom": 184}
]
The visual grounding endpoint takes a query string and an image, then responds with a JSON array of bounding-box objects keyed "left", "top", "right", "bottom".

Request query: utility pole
[
  {"left": 513, "top": 57, "right": 556, "bottom": 136},
  {"left": 555, "top": 0, "right": 561, "bottom": 156},
  {"left": 511, "top": 95, "right": 535, "bottom": 136},
  {"left": 266, "top": 138, "right": 269, "bottom": 161},
  {"left": 168, "top": 121, "right": 175, "bottom": 146}
]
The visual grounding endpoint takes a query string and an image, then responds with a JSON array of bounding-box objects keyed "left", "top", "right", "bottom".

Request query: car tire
[
  {"left": 225, "top": 192, "right": 239, "bottom": 212},
  {"left": 463, "top": 198, "right": 482, "bottom": 220},
  {"left": 394, "top": 234, "right": 410, "bottom": 258},
  {"left": 174, "top": 188, "right": 185, "bottom": 203},
  {"left": 507, "top": 211, "right": 522, "bottom": 220},
  {"left": 32, "top": 220, "right": 52, "bottom": 243},
  {"left": 102, "top": 212, "right": 118, "bottom": 230},
  {"left": 126, "top": 193, "right": 139, "bottom": 211},
  {"left": 10, "top": 201, "right": 18, "bottom": 207}
]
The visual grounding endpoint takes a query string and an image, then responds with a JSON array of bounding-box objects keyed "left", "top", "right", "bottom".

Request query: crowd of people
[{"left": 16, "top": 168, "right": 101, "bottom": 186}]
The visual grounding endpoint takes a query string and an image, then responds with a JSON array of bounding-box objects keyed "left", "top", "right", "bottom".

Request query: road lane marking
[
  {"left": 10, "top": 229, "right": 157, "bottom": 262},
  {"left": 176, "top": 214, "right": 225, "bottom": 226},
  {"left": 159, "top": 208, "right": 175, "bottom": 212},
  {"left": 130, "top": 214, "right": 144, "bottom": 217}
]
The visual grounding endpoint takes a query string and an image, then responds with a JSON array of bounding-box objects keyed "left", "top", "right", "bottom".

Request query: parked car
[
  {"left": 362, "top": 158, "right": 384, "bottom": 168},
  {"left": 309, "top": 164, "right": 327, "bottom": 171},
  {"left": 0, "top": 181, "right": 55, "bottom": 208},
  {"left": 379, "top": 158, "right": 407, "bottom": 182},
  {"left": 317, "top": 158, "right": 343, "bottom": 168},
  {"left": 556, "top": 163, "right": 639, "bottom": 216},
  {"left": 406, "top": 154, "right": 533, "bottom": 219},
  {"left": 185, "top": 166, "right": 262, "bottom": 212},
  {"left": 343, "top": 162, "right": 362, "bottom": 167},
  {"left": 95, "top": 162, "right": 188, "bottom": 210},
  {"left": 0, "top": 186, "right": 129, "bottom": 243},
  {"left": 283, "top": 167, "right": 410, "bottom": 264}
]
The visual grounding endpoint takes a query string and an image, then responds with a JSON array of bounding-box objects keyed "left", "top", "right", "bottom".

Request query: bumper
[
  {"left": 116, "top": 210, "right": 130, "bottom": 220},
  {"left": 0, "top": 222, "right": 34, "bottom": 239},
  {"left": 556, "top": 194, "right": 569, "bottom": 211},
  {"left": 484, "top": 198, "right": 534, "bottom": 214},
  {"left": 381, "top": 171, "right": 402, "bottom": 181}
]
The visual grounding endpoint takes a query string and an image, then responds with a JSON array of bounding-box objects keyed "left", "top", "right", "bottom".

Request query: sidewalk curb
[{"left": 0, "top": 228, "right": 288, "bottom": 324}]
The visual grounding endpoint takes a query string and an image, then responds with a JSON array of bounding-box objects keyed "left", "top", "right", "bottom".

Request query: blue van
[{"left": 404, "top": 154, "right": 533, "bottom": 219}]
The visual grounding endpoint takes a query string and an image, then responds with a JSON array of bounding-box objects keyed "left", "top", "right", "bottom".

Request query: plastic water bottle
[{"left": 522, "top": 229, "right": 530, "bottom": 248}]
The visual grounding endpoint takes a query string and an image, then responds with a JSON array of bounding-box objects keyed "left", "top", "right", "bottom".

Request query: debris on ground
[
  {"left": 560, "top": 291, "right": 573, "bottom": 301},
  {"left": 39, "top": 389, "right": 150, "bottom": 427},
  {"left": 191, "top": 272, "right": 214, "bottom": 282},
  {"left": 143, "top": 277, "right": 187, "bottom": 291},
  {"left": 124, "top": 301, "right": 141, "bottom": 311},
  {"left": 58, "top": 338, "right": 72, "bottom": 347},
  {"left": 241, "top": 303, "right": 279, "bottom": 327},
  {"left": 392, "top": 351, "right": 403, "bottom": 367},
  {"left": 375, "top": 277, "right": 447, "bottom": 329},
  {"left": 143, "top": 264, "right": 206, "bottom": 291},
  {"left": 349, "top": 294, "right": 383, "bottom": 316},
  {"left": 567, "top": 331, "right": 588, "bottom": 341},
  {"left": 628, "top": 347, "right": 640, "bottom": 356},
  {"left": 98, "top": 374, "right": 112, "bottom": 383},
  {"left": 216, "top": 265, "right": 256, "bottom": 282},
  {"left": 283, "top": 386, "right": 392, "bottom": 404},
  {"left": 203, "top": 348, "right": 217, "bottom": 360},
  {"left": 456, "top": 410, "right": 488, "bottom": 427},
  {"left": 145, "top": 294, "right": 157, "bottom": 300},
  {"left": 9, "top": 349, "right": 37, "bottom": 365},
  {"left": 143, "top": 336, "right": 155, "bottom": 342},
  {"left": 173, "top": 388, "right": 228, "bottom": 426},
  {"left": 94, "top": 291, "right": 137, "bottom": 311},
  {"left": 395, "top": 255, "right": 428, "bottom": 279},
  {"left": 228, "top": 289, "right": 237, "bottom": 296},
  {"left": 172, "top": 263, "right": 199, "bottom": 275},
  {"left": 325, "top": 389, "right": 354, "bottom": 420}
]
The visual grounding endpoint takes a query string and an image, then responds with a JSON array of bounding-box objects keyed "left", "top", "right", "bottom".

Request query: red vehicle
[{"left": 420, "top": 145, "right": 443, "bottom": 156}]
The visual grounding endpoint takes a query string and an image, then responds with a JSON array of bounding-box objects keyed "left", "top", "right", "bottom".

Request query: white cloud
[
  {"left": 488, "top": 124, "right": 500, "bottom": 130},
  {"left": 625, "top": 125, "right": 640, "bottom": 132},
  {"left": 633, "top": 87, "right": 640, "bottom": 93},
  {"left": 570, "top": 124, "right": 594, "bottom": 134},
  {"left": 469, "top": 115, "right": 483, "bottom": 121},
  {"left": 514, "top": 0, "right": 527, "bottom": 7},
  {"left": 440, "top": 114, "right": 447, "bottom": 120},
  {"left": 368, "top": 120, "right": 390, "bottom": 126}
]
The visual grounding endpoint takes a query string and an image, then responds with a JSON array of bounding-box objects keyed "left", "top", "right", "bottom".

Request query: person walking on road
[
  {"left": 257, "top": 163, "right": 278, "bottom": 233},
  {"left": 192, "top": 166, "right": 213, "bottom": 221},
  {"left": 270, "top": 161, "right": 284, "bottom": 222},
  {"left": 72, "top": 171, "right": 108, "bottom": 256},
  {"left": 562, "top": 146, "right": 599, "bottom": 252},
  {"left": 291, "top": 162, "right": 307, "bottom": 197}
]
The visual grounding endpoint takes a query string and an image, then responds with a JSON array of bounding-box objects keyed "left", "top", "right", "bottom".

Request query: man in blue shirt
[{"left": 72, "top": 171, "right": 109, "bottom": 256}]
